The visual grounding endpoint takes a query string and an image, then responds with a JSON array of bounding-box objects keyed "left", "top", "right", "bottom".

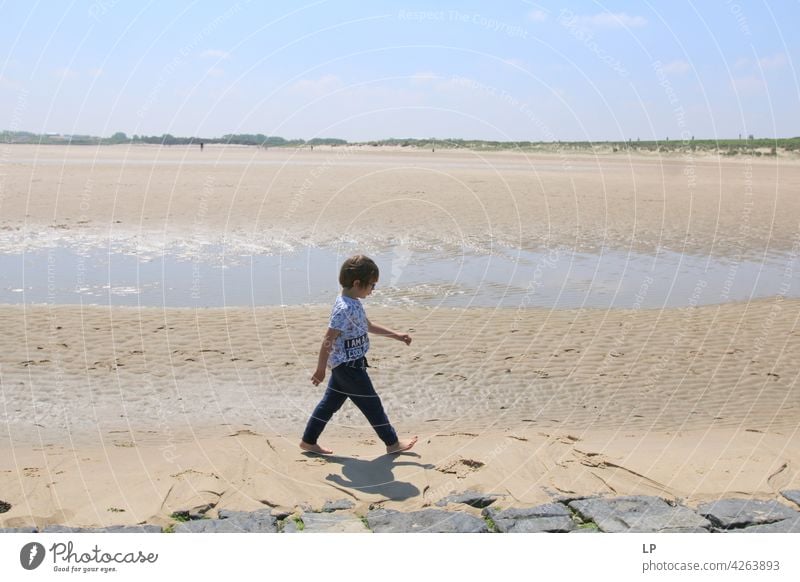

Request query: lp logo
[{"left": 20, "top": 542, "right": 46, "bottom": 570}]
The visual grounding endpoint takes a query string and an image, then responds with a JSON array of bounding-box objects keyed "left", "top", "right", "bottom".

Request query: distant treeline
[
  {"left": 372, "top": 136, "right": 800, "bottom": 154},
  {"left": 2, "top": 130, "right": 799, "bottom": 154},
  {"left": 0, "top": 131, "right": 346, "bottom": 147}
]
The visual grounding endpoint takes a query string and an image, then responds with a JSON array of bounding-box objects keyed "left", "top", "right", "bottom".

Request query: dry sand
[
  {"left": 2, "top": 143, "right": 799, "bottom": 257},
  {"left": 1, "top": 145, "right": 799, "bottom": 529}
]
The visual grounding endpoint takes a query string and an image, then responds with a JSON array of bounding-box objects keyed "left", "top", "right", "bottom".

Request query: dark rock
[
  {"left": 37, "top": 526, "right": 84, "bottom": 533},
  {"left": 367, "top": 509, "right": 488, "bottom": 533},
  {"left": 101, "top": 525, "right": 162, "bottom": 533},
  {"left": 41, "top": 525, "right": 161, "bottom": 533},
  {"left": 781, "top": 490, "right": 800, "bottom": 509},
  {"left": 284, "top": 512, "right": 368, "bottom": 533},
  {"left": 570, "top": 496, "right": 710, "bottom": 533},
  {"left": 483, "top": 503, "right": 574, "bottom": 532},
  {"left": 106, "top": 525, "right": 162, "bottom": 533},
  {"left": 435, "top": 490, "right": 499, "bottom": 508},
  {"left": 108, "top": 525, "right": 164, "bottom": 533},
  {"left": 501, "top": 516, "right": 574, "bottom": 533},
  {"left": 697, "top": 499, "right": 797, "bottom": 530},
  {"left": 484, "top": 503, "right": 570, "bottom": 520},
  {"left": 0, "top": 500, "right": 11, "bottom": 513},
  {"left": 172, "top": 520, "right": 224, "bottom": 533},
  {"left": 216, "top": 509, "right": 252, "bottom": 520},
  {"left": 217, "top": 509, "right": 278, "bottom": 532},
  {"left": 269, "top": 508, "right": 294, "bottom": 520},
  {"left": 188, "top": 503, "right": 216, "bottom": 520},
  {"left": 731, "top": 515, "right": 800, "bottom": 533},
  {"left": 569, "top": 527, "right": 602, "bottom": 533},
  {"left": 321, "top": 499, "right": 355, "bottom": 513},
  {"left": 175, "top": 509, "right": 278, "bottom": 533}
]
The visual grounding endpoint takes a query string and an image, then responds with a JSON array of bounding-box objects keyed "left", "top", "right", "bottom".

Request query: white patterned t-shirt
[{"left": 328, "top": 295, "right": 370, "bottom": 368}]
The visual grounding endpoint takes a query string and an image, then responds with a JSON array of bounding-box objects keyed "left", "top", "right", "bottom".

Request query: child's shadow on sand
[{"left": 305, "top": 452, "right": 434, "bottom": 501}]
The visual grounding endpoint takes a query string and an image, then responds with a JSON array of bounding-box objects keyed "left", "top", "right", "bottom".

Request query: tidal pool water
[{"left": 1, "top": 241, "right": 795, "bottom": 309}]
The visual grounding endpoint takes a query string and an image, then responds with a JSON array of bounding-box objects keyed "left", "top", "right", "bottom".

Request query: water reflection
[{"left": 0, "top": 243, "right": 795, "bottom": 309}]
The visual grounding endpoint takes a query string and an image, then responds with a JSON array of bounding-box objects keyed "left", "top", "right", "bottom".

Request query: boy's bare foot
[
  {"left": 386, "top": 436, "right": 418, "bottom": 454},
  {"left": 300, "top": 440, "right": 333, "bottom": 455}
]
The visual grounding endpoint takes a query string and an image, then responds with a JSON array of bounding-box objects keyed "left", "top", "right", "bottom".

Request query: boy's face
[{"left": 353, "top": 278, "right": 378, "bottom": 298}]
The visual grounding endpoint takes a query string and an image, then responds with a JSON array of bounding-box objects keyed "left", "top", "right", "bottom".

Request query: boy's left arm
[{"left": 367, "top": 319, "right": 412, "bottom": 345}]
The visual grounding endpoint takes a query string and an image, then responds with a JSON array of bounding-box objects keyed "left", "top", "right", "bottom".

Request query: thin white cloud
[
  {"left": 595, "top": 12, "right": 647, "bottom": 27},
  {"left": 410, "top": 71, "right": 438, "bottom": 84},
  {"left": 527, "top": 9, "right": 548, "bottom": 22},
  {"left": 289, "top": 75, "right": 343, "bottom": 97},
  {"left": 758, "top": 52, "right": 787, "bottom": 70},
  {"left": 200, "top": 49, "right": 230, "bottom": 59},
  {"left": 501, "top": 58, "right": 527, "bottom": 69},
  {"left": 732, "top": 76, "right": 765, "bottom": 94},
  {"left": 89, "top": 67, "right": 104, "bottom": 77},
  {"left": 432, "top": 75, "right": 485, "bottom": 94},
  {"left": 55, "top": 67, "right": 78, "bottom": 79},
  {"left": 735, "top": 53, "right": 787, "bottom": 71},
  {"left": 0, "top": 74, "right": 23, "bottom": 89},
  {"left": 207, "top": 67, "right": 225, "bottom": 78},
  {"left": 662, "top": 60, "right": 690, "bottom": 74},
  {"left": 561, "top": 10, "right": 647, "bottom": 29}
]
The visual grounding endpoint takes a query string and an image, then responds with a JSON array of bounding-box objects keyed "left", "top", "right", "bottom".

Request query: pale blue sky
[{"left": 1, "top": 1, "right": 797, "bottom": 141}]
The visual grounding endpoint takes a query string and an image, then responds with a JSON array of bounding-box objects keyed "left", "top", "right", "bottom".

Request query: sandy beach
[
  {"left": 1, "top": 145, "right": 799, "bottom": 530},
  {"left": 2, "top": 144, "right": 799, "bottom": 258}
]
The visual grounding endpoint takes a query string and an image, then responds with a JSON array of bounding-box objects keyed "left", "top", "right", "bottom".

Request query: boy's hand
[
  {"left": 311, "top": 368, "right": 326, "bottom": 386},
  {"left": 396, "top": 333, "right": 412, "bottom": 345}
]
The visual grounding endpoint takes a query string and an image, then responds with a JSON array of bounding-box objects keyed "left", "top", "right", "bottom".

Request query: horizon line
[{"left": 3, "top": 130, "right": 798, "bottom": 144}]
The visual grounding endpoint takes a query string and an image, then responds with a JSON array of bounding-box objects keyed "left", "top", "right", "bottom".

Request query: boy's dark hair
[{"left": 339, "top": 255, "right": 379, "bottom": 288}]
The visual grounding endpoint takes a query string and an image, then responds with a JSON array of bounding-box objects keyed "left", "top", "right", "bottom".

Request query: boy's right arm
[{"left": 311, "top": 327, "right": 340, "bottom": 386}]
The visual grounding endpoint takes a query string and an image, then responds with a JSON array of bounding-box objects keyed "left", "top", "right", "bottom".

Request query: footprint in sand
[
  {"left": 296, "top": 457, "right": 326, "bottom": 466},
  {"left": 169, "top": 469, "right": 218, "bottom": 479},
  {"left": 113, "top": 441, "right": 136, "bottom": 448},
  {"left": 19, "top": 360, "right": 51, "bottom": 367},
  {"left": 435, "top": 458, "right": 485, "bottom": 479},
  {"left": 227, "top": 429, "right": 260, "bottom": 437}
]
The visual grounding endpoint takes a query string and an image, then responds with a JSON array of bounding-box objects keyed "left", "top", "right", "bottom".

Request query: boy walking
[{"left": 300, "top": 255, "right": 418, "bottom": 455}]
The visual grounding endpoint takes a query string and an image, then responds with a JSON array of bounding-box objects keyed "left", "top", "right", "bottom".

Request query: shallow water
[{"left": 1, "top": 241, "right": 795, "bottom": 309}]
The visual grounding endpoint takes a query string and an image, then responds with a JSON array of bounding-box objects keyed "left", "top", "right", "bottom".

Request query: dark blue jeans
[{"left": 302, "top": 358, "right": 398, "bottom": 446}]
